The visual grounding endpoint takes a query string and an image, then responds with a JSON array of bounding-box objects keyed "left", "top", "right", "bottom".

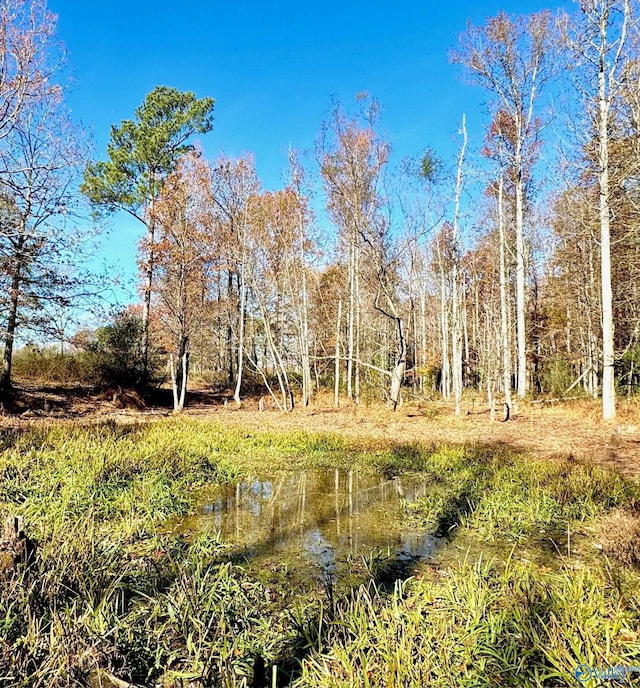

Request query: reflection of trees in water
[{"left": 196, "top": 470, "right": 435, "bottom": 578}]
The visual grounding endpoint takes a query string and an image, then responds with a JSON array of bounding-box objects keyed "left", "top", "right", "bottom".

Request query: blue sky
[{"left": 49, "top": 0, "right": 571, "bottom": 311}]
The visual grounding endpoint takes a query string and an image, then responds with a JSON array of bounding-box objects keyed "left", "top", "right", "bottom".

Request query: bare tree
[
  {"left": 209, "top": 155, "right": 260, "bottom": 405},
  {"left": 451, "top": 115, "right": 468, "bottom": 415},
  {"left": 564, "top": 0, "right": 636, "bottom": 419},
  {"left": 244, "top": 191, "right": 290, "bottom": 410},
  {"left": 482, "top": 110, "right": 519, "bottom": 413},
  {"left": 453, "top": 11, "right": 557, "bottom": 399},
  {"left": 319, "top": 94, "right": 390, "bottom": 404},
  {"left": 153, "top": 151, "right": 213, "bottom": 412},
  {"left": 286, "top": 150, "right": 314, "bottom": 407},
  {"left": 0, "top": 86, "right": 85, "bottom": 394},
  {"left": 0, "top": 0, "right": 60, "bottom": 145}
]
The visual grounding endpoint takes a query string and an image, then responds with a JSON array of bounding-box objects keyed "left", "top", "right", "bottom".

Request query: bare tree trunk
[
  {"left": 420, "top": 288, "right": 427, "bottom": 394},
  {"left": 298, "top": 230, "right": 312, "bottom": 407},
  {"left": 334, "top": 299, "right": 342, "bottom": 407},
  {"left": 170, "top": 336, "right": 190, "bottom": 413},
  {"left": 0, "top": 248, "right": 24, "bottom": 393},
  {"left": 227, "top": 271, "right": 235, "bottom": 385},
  {"left": 250, "top": 360, "right": 283, "bottom": 411},
  {"left": 514, "top": 133, "right": 527, "bottom": 399},
  {"left": 488, "top": 376, "right": 496, "bottom": 422},
  {"left": 589, "top": 327, "right": 599, "bottom": 398},
  {"left": 257, "top": 299, "right": 293, "bottom": 411},
  {"left": 586, "top": 239, "right": 599, "bottom": 398},
  {"left": 452, "top": 114, "right": 467, "bottom": 416},
  {"left": 473, "top": 275, "right": 480, "bottom": 383},
  {"left": 498, "top": 173, "right": 512, "bottom": 411},
  {"left": 355, "top": 259, "right": 361, "bottom": 405},
  {"left": 169, "top": 354, "right": 179, "bottom": 411},
  {"left": 463, "top": 289, "right": 469, "bottom": 374},
  {"left": 411, "top": 296, "right": 418, "bottom": 394},
  {"left": 389, "top": 317, "right": 407, "bottom": 410},
  {"left": 233, "top": 266, "right": 246, "bottom": 406},
  {"left": 439, "top": 253, "right": 450, "bottom": 399},
  {"left": 598, "top": 7, "right": 617, "bottom": 420},
  {"left": 178, "top": 351, "right": 189, "bottom": 411},
  {"left": 347, "top": 231, "right": 356, "bottom": 400}
]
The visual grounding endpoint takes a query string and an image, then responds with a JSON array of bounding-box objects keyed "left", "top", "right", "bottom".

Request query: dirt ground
[{"left": 3, "top": 383, "right": 640, "bottom": 478}]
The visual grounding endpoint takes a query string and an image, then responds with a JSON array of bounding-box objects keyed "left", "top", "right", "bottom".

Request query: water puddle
[{"left": 175, "top": 470, "right": 439, "bottom": 587}]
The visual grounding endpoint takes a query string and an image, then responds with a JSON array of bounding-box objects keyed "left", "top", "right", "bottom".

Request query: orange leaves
[
  {"left": 319, "top": 97, "right": 390, "bottom": 248},
  {"left": 247, "top": 187, "right": 310, "bottom": 275},
  {"left": 151, "top": 151, "right": 215, "bottom": 347},
  {"left": 153, "top": 150, "right": 214, "bottom": 268}
]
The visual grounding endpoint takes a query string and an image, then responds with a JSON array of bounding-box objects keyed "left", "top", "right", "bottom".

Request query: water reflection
[{"left": 182, "top": 469, "right": 439, "bottom": 582}]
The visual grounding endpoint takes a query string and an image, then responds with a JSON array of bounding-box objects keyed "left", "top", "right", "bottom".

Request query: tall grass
[{"left": 295, "top": 560, "right": 640, "bottom": 687}]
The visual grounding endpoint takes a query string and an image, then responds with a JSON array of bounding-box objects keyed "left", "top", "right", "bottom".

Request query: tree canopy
[{"left": 81, "top": 86, "right": 215, "bottom": 220}]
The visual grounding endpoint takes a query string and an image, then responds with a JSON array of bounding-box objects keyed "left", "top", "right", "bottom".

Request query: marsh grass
[
  {"left": 1, "top": 419, "right": 640, "bottom": 686},
  {"left": 295, "top": 559, "right": 640, "bottom": 687}
]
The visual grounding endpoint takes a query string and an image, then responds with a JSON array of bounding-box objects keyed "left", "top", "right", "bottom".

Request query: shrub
[
  {"left": 82, "top": 314, "right": 162, "bottom": 389},
  {"left": 541, "top": 356, "right": 581, "bottom": 397}
]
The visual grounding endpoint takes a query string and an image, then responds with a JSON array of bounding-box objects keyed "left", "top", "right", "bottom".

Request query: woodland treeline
[{"left": 1, "top": 0, "right": 640, "bottom": 419}]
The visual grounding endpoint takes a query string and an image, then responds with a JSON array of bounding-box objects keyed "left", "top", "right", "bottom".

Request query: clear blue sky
[{"left": 50, "top": 0, "right": 571, "bottom": 311}]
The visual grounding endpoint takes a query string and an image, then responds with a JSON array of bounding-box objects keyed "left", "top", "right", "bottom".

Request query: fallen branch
[
  {"left": 564, "top": 367, "right": 592, "bottom": 395},
  {"left": 531, "top": 396, "right": 587, "bottom": 404}
]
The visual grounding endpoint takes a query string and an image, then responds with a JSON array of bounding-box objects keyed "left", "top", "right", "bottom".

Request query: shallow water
[{"left": 176, "top": 469, "right": 439, "bottom": 585}]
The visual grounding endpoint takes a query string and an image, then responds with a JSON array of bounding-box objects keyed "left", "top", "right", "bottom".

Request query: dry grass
[{"left": 599, "top": 508, "right": 640, "bottom": 567}]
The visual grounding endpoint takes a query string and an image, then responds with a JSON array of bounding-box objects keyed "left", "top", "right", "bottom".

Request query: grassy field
[{"left": 1, "top": 417, "right": 640, "bottom": 687}]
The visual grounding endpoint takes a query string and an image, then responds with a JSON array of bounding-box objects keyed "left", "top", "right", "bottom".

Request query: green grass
[
  {"left": 295, "top": 560, "right": 640, "bottom": 687},
  {"left": 1, "top": 419, "right": 640, "bottom": 687}
]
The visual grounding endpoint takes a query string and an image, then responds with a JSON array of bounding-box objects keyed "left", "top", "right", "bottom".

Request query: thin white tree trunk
[
  {"left": 177, "top": 351, "right": 188, "bottom": 412},
  {"left": 257, "top": 298, "right": 293, "bottom": 411},
  {"left": 355, "top": 258, "right": 361, "bottom": 405},
  {"left": 514, "top": 133, "right": 527, "bottom": 399},
  {"left": 169, "top": 354, "right": 179, "bottom": 411},
  {"left": 420, "top": 289, "right": 427, "bottom": 393},
  {"left": 598, "top": 8, "right": 616, "bottom": 420},
  {"left": 346, "top": 230, "right": 356, "bottom": 400},
  {"left": 299, "top": 258, "right": 312, "bottom": 407},
  {"left": 439, "top": 251, "right": 450, "bottom": 399},
  {"left": 463, "top": 289, "right": 469, "bottom": 369},
  {"left": 335, "top": 299, "right": 342, "bottom": 407},
  {"left": 587, "top": 240, "right": 599, "bottom": 398},
  {"left": 498, "top": 173, "right": 512, "bottom": 410},
  {"left": 452, "top": 114, "right": 467, "bottom": 416},
  {"left": 412, "top": 296, "right": 419, "bottom": 393},
  {"left": 233, "top": 266, "right": 246, "bottom": 406},
  {"left": 234, "top": 204, "right": 250, "bottom": 406}
]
